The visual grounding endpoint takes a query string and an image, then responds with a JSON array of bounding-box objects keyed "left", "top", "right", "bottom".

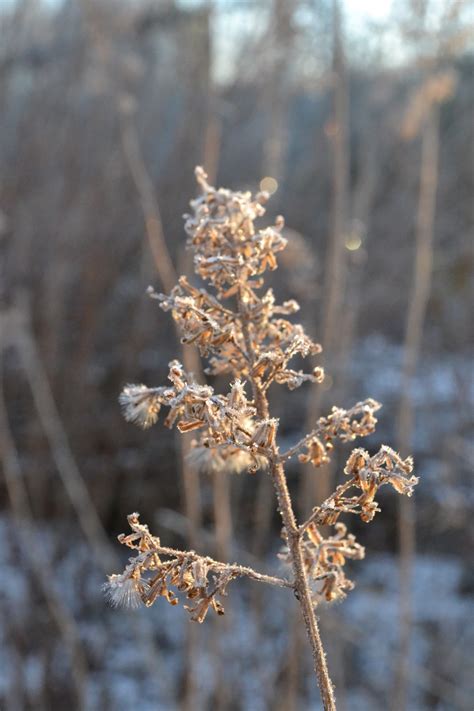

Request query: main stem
[
  {"left": 239, "top": 295, "right": 336, "bottom": 710},
  {"left": 269, "top": 459, "right": 336, "bottom": 711}
]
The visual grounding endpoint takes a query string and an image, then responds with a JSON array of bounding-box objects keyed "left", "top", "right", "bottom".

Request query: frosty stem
[
  {"left": 239, "top": 296, "right": 336, "bottom": 711},
  {"left": 269, "top": 458, "right": 336, "bottom": 711}
]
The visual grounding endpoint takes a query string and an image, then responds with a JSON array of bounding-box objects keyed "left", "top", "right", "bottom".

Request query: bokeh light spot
[
  {"left": 321, "top": 375, "right": 334, "bottom": 392},
  {"left": 345, "top": 235, "right": 362, "bottom": 251},
  {"left": 260, "top": 176, "right": 278, "bottom": 194}
]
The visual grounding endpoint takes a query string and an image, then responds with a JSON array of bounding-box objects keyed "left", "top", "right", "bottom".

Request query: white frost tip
[
  {"left": 119, "top": 384, "right": 161, "bottom": 429},
  {"left": 103, "top": 575, "right": 143, "bottom": 609}
]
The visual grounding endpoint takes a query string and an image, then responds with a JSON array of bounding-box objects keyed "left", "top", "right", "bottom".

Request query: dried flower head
[
  {"left": 103, "top": 571, "right": 146, "bottom": 609},
  {"left": 302, "top": 445, "right": 419, "bottom": 528},
  {"left": 279, "top": 522, "right": 365, "bottom": 603},
  {"left": 119, "top": 384, "right": 163, "bottom": 428},
  {"left": 288, "top": 398, "right": 382, "bottom": 468},
  {"left": 105, "top": 514, "right": 290, "bottom": 621}
]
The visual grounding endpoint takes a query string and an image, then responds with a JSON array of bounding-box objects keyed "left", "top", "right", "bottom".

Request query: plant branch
[
  {"left": 268, "top": 458, "right": 336, "bottom": 711},
  {"left": 299, "top": 478, "right": 357, "bottom": 533},
  {"left": 136, "top": 543, "right": 294, "bottom": 590},
  {"left": 279, "top": 427, "right": 326, "bottom": 461}
]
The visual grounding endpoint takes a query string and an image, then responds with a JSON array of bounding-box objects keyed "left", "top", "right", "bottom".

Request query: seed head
[{"left": 119, "top": 384, "right": 162, "bottom": 429}]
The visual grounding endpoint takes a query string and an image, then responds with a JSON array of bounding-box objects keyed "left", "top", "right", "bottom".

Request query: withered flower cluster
[
  {"left": 280, "top": 522, "right": 364, "bottom": 603},
  {"left": 120, "top": 360, "right": 274, "bottom": 473},
  {"left": 104, "top": 513, "right": 291, "bottom": 622},
  {"left": 304, "top": 445, "right": 417, "bottom": 529},
  {"left": 293, "top": 398, "right": 382, "bottom": 467},
  {"left": 107, "top": 167, "right": 418, "bottom": 709}
]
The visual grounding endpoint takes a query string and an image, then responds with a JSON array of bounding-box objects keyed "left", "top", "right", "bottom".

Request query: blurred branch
[
  {"left": 301, "top": 0, "right": 350, "bottom": 516},
  {"left": 118, "top": 105, "right": 203, "bottom": 550},
  {"left": 1, "top": 304, "right": 170, "bottom": 700},
  {"left": 5, "top": 305, "right": 116, "bottom": 571},
  {"left": 0, "top": 324, "right": 87, "bottom": 708},
  {"left": 395, "top": 103, "right": 441, "bottom": 711},
  {"left": 117, "top": 68, "right": 208, "bottom": 711},
  {"left": 118, "top": 105, "right": 178, "bottom": 293}
]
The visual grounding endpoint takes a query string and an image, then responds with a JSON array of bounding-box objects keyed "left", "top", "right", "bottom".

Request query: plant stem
[
  {"left": 253, "top": 377, "right": 336, "bottom": 708},
  {"left": 269, "top": 459, "right": 336, "bottom": 711},
  {"left": 237, "top": 287, "right": 336, "bottom": 710}
]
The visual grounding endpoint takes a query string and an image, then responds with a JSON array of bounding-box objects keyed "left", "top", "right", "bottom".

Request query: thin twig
[
  {"left": 11, "top": 307, "right": 116, "bottom": 572},
  {"left": 299, "top": 478, "right": 357, "bottom": 533},
  {"left": 139, "top": 543, "right": 293, "bottom": 589},
  {"left": 279, "top": 426, "right": 325, "bottom": 462},
  {"left": 394, "top": 103, "right": 440, "bottom": 711},
  {"left": 2, "top": 305, "right": 171, "bottom": 701},
  {"left": 117, "top": 107, "right": 204, "bottom": 551},
  {"left": 0, "top": 340, "right": 87, "bottom": 709}
]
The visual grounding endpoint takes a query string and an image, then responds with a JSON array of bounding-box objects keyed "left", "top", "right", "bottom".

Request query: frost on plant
[
  {"left": 103, "top": 512, "right": 292, "bottom": 623},
  {"left": 106, "top": 167, "right": 418, "bottom": 707}
]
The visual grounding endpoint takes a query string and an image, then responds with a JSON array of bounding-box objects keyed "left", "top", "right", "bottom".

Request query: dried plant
[{"left": 106, "top": 167, "right": 418, "bottom": 710}]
